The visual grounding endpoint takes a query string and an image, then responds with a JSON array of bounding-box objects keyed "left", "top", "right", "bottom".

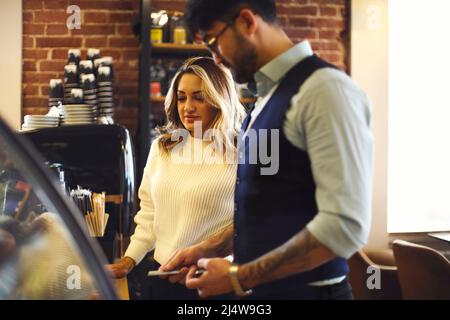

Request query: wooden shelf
[
  {"left": 150, "top": 96, "right": 256, "bottom": 104},
  {"left": 152, "top": 43, "right": 209, "bottom": 54}
]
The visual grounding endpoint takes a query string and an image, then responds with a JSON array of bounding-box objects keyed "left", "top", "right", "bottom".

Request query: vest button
[{"left": 236, "top": 178, "right": 240, "bottom": 185}]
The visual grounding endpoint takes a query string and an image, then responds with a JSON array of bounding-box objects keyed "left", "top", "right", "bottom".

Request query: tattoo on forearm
[
  {"left": 204, "top": 224, "right": 234, "bottom": 257},
  {"left": 241, "top": 229, "right": 335, "bottom": 288}
]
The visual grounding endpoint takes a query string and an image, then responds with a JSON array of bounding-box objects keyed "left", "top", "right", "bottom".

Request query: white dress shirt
[{"left": 245, "top": 41, "right": 374, "bottom": 285}]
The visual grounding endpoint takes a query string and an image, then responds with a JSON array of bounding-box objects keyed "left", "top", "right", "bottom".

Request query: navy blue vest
[{"left": 234, "top": 55, "right": 349, "bottom": 299}]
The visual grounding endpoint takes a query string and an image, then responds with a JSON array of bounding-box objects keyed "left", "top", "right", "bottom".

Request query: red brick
[
  {"left": 318, "top": 52, "right": 341, "bottom": 64},
  {"left": 23, "top": 1, "right": 42, "bottom": 10},
  {"left": 23, "top": 72, "right": 60, "bottom": 84},
  {"left": 72, "top": 25, "right": 115, "bottom": 35},
  {"left": 23, "top": 24, "right": 45, "bottom": 35},
  {"left": 74, "top": 1, "right": 134, "bottom": 10},
  {"left": 100, "top": 49, "right": 122, "bottom": 60},
  {"left": 114, "top": 61, "right": 137, "bottom": 70},
  {"left": 117, "top": 72, "right": 138, "bottom": 82},
  {"left": 310, "top": 18, "right": 344, "bottom": 29},
  {"left": 289, "top": 17, "right": 311, "bottom": 28},
  {"left": 109, "top": 13, "right": 137, "bottom": 23},
  {"left": 23, "top": 49, "right": 49, "bottom": 60},
  {"left": 277, "top": 5, "right": 318, "bottom": 16},
  {"left": 39, "top": 60, "right": 66, "bottom": 72},
  {"left": 36, "top": 37, "right": 82, "bottom": 48},
  {"left": 23, "top": 61, "right": 37, "bottom": 72},
  {"left": 34, "top": 11, "right": 68, "bottom": 24},
  {"left": 22, "top": 85, "right": 39, "bottom": 95},
  {"left": 319, "top": 30, "right": 340, "bottom": 40},
  {"left": 122, "top": 96, "right": 139, "bottom": 108},
  {"left": 23, "top": 97, "right": 48, "bottom": 108},
  {"left": 319, "top": 6, "right": 338, "bottom": 17},
  {"left": 115, "top": 106, "right": 139, "bottom": 116},
  {"left": 52, "top": 49, "right": 71, "bottom": 60},
  {"left": 284, "top": 28, "right": 317, "bottom": 40},
  {"left": 83, "top": 12, "right": 108, "bottom": 24},
  {"left": 276, "top": 0, "right": 308, "bottom": 9},
  {"left": 277, "top": 16, "right": 288, "bottom": 26},
  {"left": 310, "top": 41, "right": 340, "bottom": 51},
  {"left": 43, "top": 0, "right": 70, "bottom": 10},
  {"left": 117, "top": 86, "right": 138, "bottom": 95},
  {"left": 46, "top": 24, "right": 69, "bottom": 35},
  {"left": 109, "top": 37, "right": 139, "bottom": 48},
  {"left": 41, "top": 85, "right": 50, "bottom": 96},
  {"left": 84, "top": 37, "right": 108, "bottom": 48},
  {"left": 311, "top": 0, "right": 345, "bottom": 5},
  {"left": 122, "top": 49, "right": 139, "bottom": 60},
  {"left": 23, "top": 12, "right": 34, "bottom": 22},
  {"left": 23, "top": 36, "right": 35, "bottom": 48},
  {"left": 117, "top": 24, "right": 134, "bottom": 36}
]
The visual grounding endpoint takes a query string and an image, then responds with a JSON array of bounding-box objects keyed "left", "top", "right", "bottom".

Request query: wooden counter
[{"left": 114, "top": 278, "right": 129, "bottom": 300}]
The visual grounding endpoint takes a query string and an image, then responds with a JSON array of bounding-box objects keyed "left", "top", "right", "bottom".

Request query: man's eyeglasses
[{"left": 203, "top": 14, "right": 239, "bottom": 54}]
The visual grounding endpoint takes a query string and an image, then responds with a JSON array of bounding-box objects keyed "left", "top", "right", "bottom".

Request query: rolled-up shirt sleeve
[
  {"left": 124, "top": 140, "right": 159, "bottom": 264},
  {"left": 287, "top": 73, "right": 374, "bottom": 259}
]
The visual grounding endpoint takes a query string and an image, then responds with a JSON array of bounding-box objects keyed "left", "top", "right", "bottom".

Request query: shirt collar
[{"left": 252, "top": 40, "right": 314, "bottom": 97}]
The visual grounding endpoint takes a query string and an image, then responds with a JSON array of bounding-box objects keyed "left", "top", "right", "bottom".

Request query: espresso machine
[{"left": 20, "top": 124, "right": 137, "bottom": 262}]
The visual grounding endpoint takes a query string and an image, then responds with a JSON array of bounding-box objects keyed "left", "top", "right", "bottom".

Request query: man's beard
[{"left": 227, "top": 34, "right": 259, "bottom": 84}]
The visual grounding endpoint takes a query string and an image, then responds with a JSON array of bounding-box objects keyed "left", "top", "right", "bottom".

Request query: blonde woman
[{"left": 107, "top": 57, "right": 245, "bottom": 299}]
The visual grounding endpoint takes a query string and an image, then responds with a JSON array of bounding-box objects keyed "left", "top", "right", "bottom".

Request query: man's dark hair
[{"left": 186, "top": 0, "right": 277, "bottom": 36}]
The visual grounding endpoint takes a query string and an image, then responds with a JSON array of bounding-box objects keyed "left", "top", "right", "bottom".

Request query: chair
[
  {"left": 392, "top": 240, "right": 450, "bottom": 300},
  {"left": 348, "top": 248, "right": 402, "bottom": 299}
]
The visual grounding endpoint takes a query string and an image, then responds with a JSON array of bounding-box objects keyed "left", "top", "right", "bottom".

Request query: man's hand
[
  {"left": 185, "top": 258, "right": 233, "bottom": 298},
  {"left": 160, "top": 224, "right": 234, "bottom": 284},
  {"left": 105, "top": 256, "right": 135, "bottom": 279},
  {"left": 160, "top": 244, "right": 206, "bottom": 284}
]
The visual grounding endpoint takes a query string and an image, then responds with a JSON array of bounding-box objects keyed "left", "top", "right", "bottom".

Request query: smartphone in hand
[
  {"left": 147, "top": 270, "right": 182, "bottom": 277},
  {"left": 147, "top": 269, "right": 205, "bottom": 277}
]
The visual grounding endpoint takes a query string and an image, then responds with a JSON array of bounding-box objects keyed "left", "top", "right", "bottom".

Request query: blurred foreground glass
[{"left": 0, "top": 118, "right": 117, "bottom": 300}]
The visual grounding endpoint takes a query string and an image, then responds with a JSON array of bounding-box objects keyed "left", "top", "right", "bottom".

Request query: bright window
[{"left": 388, "top": 0, "right": 450, "bottom": 232}]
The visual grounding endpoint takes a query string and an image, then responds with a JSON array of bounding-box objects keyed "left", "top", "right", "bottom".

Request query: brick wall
[
  {"left": 22, "top": 0, "right": 140, "bottom": 134},
  {"left": 152, "top": 0, "right": 350, "bottom": 69},
  {"left": 22, "top": 0, "right": 349, "bottom": 136}
]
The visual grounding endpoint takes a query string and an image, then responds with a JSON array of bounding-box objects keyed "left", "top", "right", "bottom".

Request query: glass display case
[{"left": 0, "top": 117, "right": 117, "bottom": 299}]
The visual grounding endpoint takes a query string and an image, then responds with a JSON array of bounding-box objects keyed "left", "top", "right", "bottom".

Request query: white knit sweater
[{"left": 125, "top": 135, "right": 236, "bottom": 265}]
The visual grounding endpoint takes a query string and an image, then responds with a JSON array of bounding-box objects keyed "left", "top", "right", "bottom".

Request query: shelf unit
[
  {"left": 138, "top": 0, "right": 256, "bottom": 178},
  {"left": 150, "top": 96, "right": 257, "bottom": 104},
  {"left": 152, "top": 43, "right": 209, "bottom": 55},
  {"left": 138, "top": 0, "right": 151, "bottom": 179}
]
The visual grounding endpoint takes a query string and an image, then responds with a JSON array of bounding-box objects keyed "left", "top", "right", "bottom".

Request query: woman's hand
[
  {"left": 160, "top": 244, "right": 206, "bottom": 284},
  {"left": 105, "top": 256, "right": 136, "bottom": 279}
]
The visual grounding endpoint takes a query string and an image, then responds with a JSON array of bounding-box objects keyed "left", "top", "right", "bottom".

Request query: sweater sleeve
[{"left": 124, "top": 139, "right": 159, "bottom": 265}]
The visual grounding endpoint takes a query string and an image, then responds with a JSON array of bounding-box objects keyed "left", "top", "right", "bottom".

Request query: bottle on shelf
[
  {"left": 171, "top": 11, "right": 187, "bottom": 45},
  {"left": 151, "top": 10, "right": 169, "bottom": 44}
]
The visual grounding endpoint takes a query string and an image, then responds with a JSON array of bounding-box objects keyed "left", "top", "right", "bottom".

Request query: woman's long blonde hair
[{"left": 157, "top": 56, "right": 246, "bottom": 155}]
